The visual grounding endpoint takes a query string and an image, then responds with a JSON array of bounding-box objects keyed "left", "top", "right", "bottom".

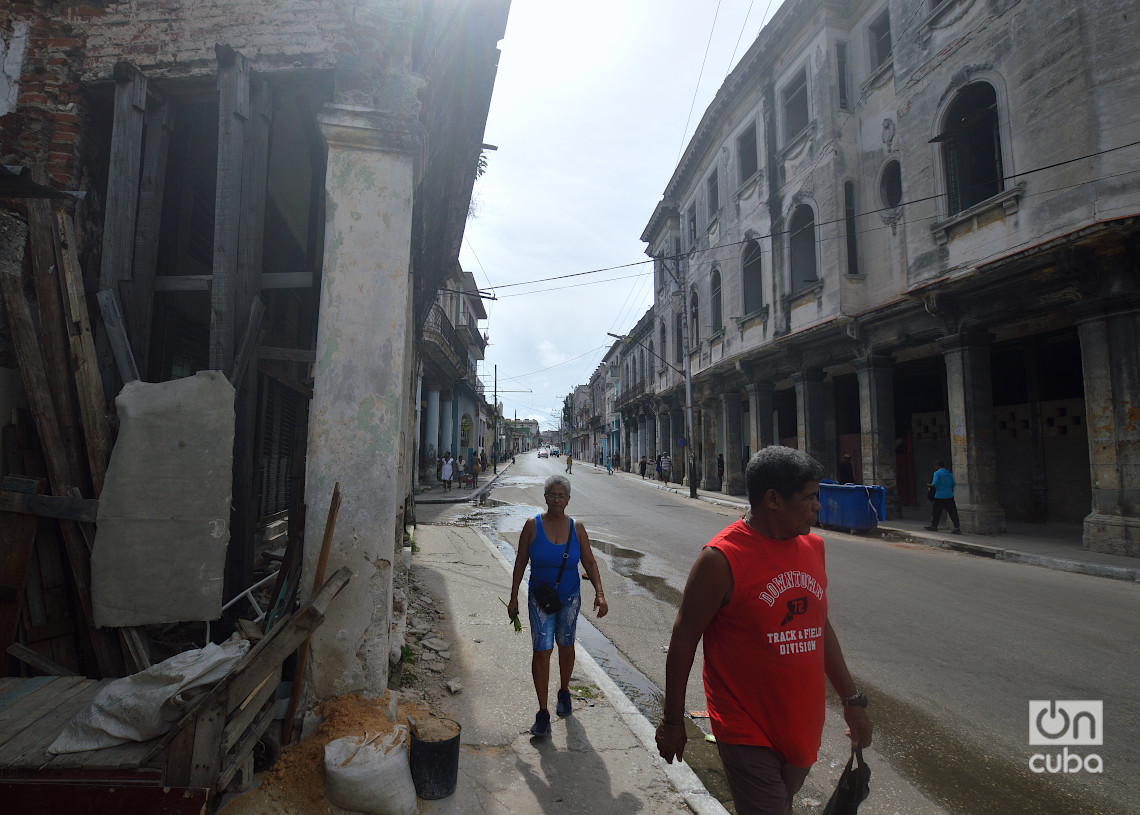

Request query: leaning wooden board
[{"left": 0, "top": 566, "right": 351, "bottom": 813}]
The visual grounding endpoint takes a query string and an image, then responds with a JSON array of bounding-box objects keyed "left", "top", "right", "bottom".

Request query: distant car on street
[
  {"left": 551, "top": 448, "right": 560, "bottom": 457},
  {"left": 537, "top": 449, "right": 548, "bottom": 458}
]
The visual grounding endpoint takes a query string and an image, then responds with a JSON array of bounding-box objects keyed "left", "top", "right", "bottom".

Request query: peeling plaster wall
[
  {"left": 1, "top": 21, "right": 29, "bottom": 119},
  {"left": 304, "top": 109, "right": 417, "bottom": 700}
]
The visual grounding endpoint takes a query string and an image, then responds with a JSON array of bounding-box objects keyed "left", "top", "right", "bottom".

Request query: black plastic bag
[
  {"left": 822, "top": 747, "right": 870, "bottom": 815},
  {"left": 927, "top": 484, "right": 936, "bottom": 501},
  {"left": 532, "top": 583, "right": 561, "bottom": 614}
]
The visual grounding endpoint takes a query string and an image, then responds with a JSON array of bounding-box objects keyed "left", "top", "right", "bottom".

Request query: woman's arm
[
  {"left": 507, "top": 518, "right": 535, "bottom": 620},
  {"left": 576, "top": 522, "right": 609, "bottom": 618}
]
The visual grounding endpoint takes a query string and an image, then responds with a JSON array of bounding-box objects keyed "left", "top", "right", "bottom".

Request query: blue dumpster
[{"left": 817, "top": 482, "right": 886, "bottom": 531}]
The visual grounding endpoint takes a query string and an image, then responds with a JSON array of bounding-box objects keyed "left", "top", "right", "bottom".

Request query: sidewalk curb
[
  {"left": 413, "top": 463, "right": 512, "bottom": 505},
  {"left": 469, "top": 526, "right": 730, "bottom": 815}
]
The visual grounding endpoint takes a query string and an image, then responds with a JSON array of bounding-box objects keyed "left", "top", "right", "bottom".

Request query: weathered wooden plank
[
  {"left": 53, "top": 211, "right": 111, "bottom": 498},
  {"left": 127, "top": 94, "right": 173, "bottom": 373},
  {"left": 209, "top": 44, "right": 250, "bottom": 374},
  {"left": 221, "top": 664, "right": 279, "bottom": 753},
  {"left": 230, "top": 296, "right": 264, "bottom": 389},
  {"left": 27, "top": 169, "right": 88, "bottom": 493},
  {"left": 6, "top": 642, "right": 78, "bottom": 676},
  {"left": 0, "top": 679, "right": 100, "bottom": 766},
  {"left": 218, "top": 693, "right": 275, "bottom": 791},
  {"left": 0, "top": 781, "right": 208, "bottom": 814},
  {"left": 185, "top": 694, "right": 227, "bottom": 788},
  {"left": 257, "top": 359, "right": 313, "bottom": 400},
  {"left": 258, "top": 345, "right": 316, "bottom": 363},
  {"left": 98, "top": 61, "right": 146, "bottom": 293},
  {"left": 0, "top": 489, "right": 99, "bottom": 522},
  {"left": 0, "top": 676, "right": 54, "bottom": 714},
  {"left": 0, "top": 677, "right": 89, "bottom": 753},
  {"left": 0, "top": 478, "right": 44, "bottom": 653},
  {"left": 261, "top": 271, "right": 314, "bottom": 289},
  {"left": 95, "top": 288, "right": 141, "bottom": 383},
  {"left": 153, "top": 275, "right": 210, "bottom": 291}
]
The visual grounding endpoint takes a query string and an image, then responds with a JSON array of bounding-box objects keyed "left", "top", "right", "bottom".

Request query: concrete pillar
[
  {"left": 637, "top": 413, "right": 646, "bottom": 463},
  {"left": 723, "top": 392, "right": 745, "bottom": 495},
  {"left": 855, "top": 355, "right": 900, "bottom": 518},
  {"left": 671, "top": 408, "right": 686, "bottom": 484},
  {"left": 656, "top": 406, "right": 669, "bottom": 475},
  {"left": 647, "top": 411, "right": 658, "bottom": 462},
  {"left": 700, "top": 398, "right": 719, "bottom": 490},
  {"left": 305, "top": 103, "right": 421, "bottom": 699},
  {"left": 1077, "top": 307, "right": 1140, "bottom": 555},
  {"left": 940, "top": 332, "right": 1006, "bottom": 534},
  {"left": 747, "top": 381, "right": 775, "bottom": 454},
  {"left": 622, "top": 412, "right": 633, "bottom": 471},
  {"left": 793, "top": 369, "right": 828, "bottom": 466},
  {"left": 424, "top": 387, "right": 440, "bottom": 484},
  {"left": 440, "top": 394, "right": 454, "bottom": 460}
]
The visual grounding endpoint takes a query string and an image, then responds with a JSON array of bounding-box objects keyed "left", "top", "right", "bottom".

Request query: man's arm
[
  {"left": 656, "top": 547, "right": 732, "bottom": 764},
  {"left": 823, "top": 618, "right": 873, "bottom": 748}
]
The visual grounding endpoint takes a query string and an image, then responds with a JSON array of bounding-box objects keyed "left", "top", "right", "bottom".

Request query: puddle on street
[
  {"left": 864, "top": 681, "right": 1127, "bottom": 815},
  {"left": 591, "top": 538, "right": 683, "bottom": 608}
]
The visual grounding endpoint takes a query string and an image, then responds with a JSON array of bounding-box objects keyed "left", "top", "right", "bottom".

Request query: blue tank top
[{"left": 528, "top": 514, "right": 582, "bottom": 601}]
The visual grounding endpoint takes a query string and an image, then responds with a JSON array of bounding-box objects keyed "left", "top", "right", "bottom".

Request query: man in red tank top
[{"left": 656, "top": 446, "right": 872, "bottom": 815}]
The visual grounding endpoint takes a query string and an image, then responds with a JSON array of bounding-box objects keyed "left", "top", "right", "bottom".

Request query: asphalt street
[{"left": 453, "top": 452, "right": 1139, "bottom": 815}]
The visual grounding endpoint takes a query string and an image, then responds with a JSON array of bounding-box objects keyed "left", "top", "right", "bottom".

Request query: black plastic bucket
[{"left": 409, "top": 719, "right": 461, "bottom": 799}]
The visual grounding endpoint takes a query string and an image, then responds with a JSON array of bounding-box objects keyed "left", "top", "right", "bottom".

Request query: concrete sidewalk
[
  {"left": 591, "top": 461, "right": 1140, "bottom": 582},
  {"left": 408, "top": 521, "right": 726, "bottom": 815}
]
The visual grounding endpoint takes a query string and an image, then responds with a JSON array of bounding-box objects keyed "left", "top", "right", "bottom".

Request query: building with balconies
[
  {"left": 632, "top": 0, "right": 1139, "bottom": 554},
  {"left": 419, "top": 269, "right": 491, "bottom": 482}
]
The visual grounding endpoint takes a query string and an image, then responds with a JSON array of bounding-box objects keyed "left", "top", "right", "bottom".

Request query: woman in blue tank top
[{"left": 507, "top": 474, "right": 608, "bottom": 737}]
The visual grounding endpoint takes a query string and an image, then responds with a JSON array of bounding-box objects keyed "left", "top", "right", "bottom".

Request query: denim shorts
[{"left": 527, "top": 590, "right": 581, "bottom": 652}]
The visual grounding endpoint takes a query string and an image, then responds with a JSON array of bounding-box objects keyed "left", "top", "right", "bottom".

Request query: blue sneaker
[
  {"left": 529, "top": 709, "right": 551, "bottom": 737},
  {"left": 556, "top": 689, "right": 573, "bottom": 717}
]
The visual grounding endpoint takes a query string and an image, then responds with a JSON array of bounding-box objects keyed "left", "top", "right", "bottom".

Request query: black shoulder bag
[
  {"left": 533, "top": 519, "right": 572, "bottom": 614},
  {"left": 822, "top": 747, "right": 871, "bottom": 815}
]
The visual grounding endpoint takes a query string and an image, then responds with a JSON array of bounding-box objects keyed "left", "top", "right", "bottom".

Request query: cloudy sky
[{"left": 460, "top": 0, "right": 780, "bottom": 430}]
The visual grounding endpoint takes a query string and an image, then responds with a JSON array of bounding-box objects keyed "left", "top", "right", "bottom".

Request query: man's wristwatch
[{"left": 841, "top": 690, "right": 868, "bottom": 708}]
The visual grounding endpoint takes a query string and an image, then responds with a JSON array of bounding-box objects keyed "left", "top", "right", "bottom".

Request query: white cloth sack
[
  {"left": 324, "top": 726, "right": 418, "bottom": 815},
  {"left": 47, "top": 636, "right": 249, "bottom": 754}
]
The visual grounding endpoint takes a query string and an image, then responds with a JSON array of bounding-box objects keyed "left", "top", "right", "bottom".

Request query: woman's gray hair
[{"left": 544, "top": 474, "right": 571, "bottom": 496}]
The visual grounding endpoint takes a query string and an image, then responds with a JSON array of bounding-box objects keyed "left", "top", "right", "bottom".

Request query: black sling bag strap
[{"left": 533, "top": 517, "right": 572, "bottom": 614}]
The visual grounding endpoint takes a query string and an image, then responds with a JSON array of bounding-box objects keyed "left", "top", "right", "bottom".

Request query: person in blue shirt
[
  {"left": 926, "top": 460, "right": 962, "bottom": 534},
  {"left": 507, "top": 475, "right": 609, "bottom": 737}
]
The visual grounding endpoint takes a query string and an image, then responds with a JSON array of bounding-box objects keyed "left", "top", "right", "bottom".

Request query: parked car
[
  {"left": 538, "top": 449, "right": 548, "bottom": 458},
  {"left": 551, "top": 448, "right": 560, "bottom": 457}
]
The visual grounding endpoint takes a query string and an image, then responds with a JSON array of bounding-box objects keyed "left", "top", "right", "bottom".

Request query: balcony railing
[
  {"left": 459, "top": 317, "right": 486, "bottom": 356},
  {"left": 425, "top": 303, "right": 466, "bottom": 363},
  {"left": 614, "top": 380, "right": 648, "bottom": 410}
]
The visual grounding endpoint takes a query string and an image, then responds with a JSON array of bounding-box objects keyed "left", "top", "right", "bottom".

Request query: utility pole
[{"left": 492, "top": 364, "right": 498, "bottom": 474}]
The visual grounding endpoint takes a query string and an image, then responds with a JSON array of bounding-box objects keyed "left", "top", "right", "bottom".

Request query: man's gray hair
[
  {"left": 745, "top": 446, "right": 824, "bottom": 504},
  {"left": 544, "top": 474, "right": 571, "bottom": 496}
]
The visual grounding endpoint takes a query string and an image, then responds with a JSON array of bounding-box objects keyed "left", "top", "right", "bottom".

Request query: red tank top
[{"left": 702, "top": 519, "right": 828, "bottom": 767}]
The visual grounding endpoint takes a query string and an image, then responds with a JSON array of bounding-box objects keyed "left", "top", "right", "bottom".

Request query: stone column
[
  {"left": 747, "top": 381, "right": 775, "bottom": 454},
  {"left": 940, "top": 331, "right": 1006, "bottom": 533},
  {"left": 700, "top": 398, "right": 719, "bottom": 490},
  {"left": 306, "top": 103, "right": 421, "bottom": 699},
  {"left": 793, "top": 368, "right": 828, "bottom": 466},
  {"left": 440, "top": 394, "right": 454, "bottom": 460},
  {"left": 723, "top": 392, "right": 745, "bottom": 495},
  {"left": 1077, "top": 306, "right": 1140, "bottom": 555},
  {"left": 647, "top": 411, "right": 658, "bottom": 462},
  {"left": 671, "top": 408, "right": 686, "bottom": 484},
  {"left": 637, "top": 413, "right": 646, "bottom": 463},
  {"left": 424, "top": 387, "right": 440, "bottom": 484},
  {"left": 656, "top": 406, "right": 669, "bottom": 475},
  {"left": 855, "top": 355, "right": 900, "bottom": 518},
  {"left": 622, "top": 412, "right": 633, "bottom": 471}
]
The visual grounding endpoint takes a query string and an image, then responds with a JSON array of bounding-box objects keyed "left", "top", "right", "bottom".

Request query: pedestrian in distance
[
  {"left": 470, "top": 454, "right": 481, "bottom": 489},
  {"left": 508, "top": 475, "right": 608, "bottom": 738},
  {"left": 661, "top": 452, "right": 672, "bottom": 483},
  {"left": 656, "top": 454, "right": 663, "bottom": 481},
  {"left": 639, "top": 455, "right": 648, "bottom": 479},
  {"left": 565, "top": 452, "right": 573, "bottom": 474},
  {"left": 926, "top": 460, "right": 962, "bottom": 534},
  {"left": 606, "top": 453, "right": 613, "bottom": 475},
  {"left": 439, "top": 452, "right": 453, "bottom": 492},
  {"left": 656, "top": 446, "right": 872, "bottom": 815},
  {"left": 837, "top": 453, "right": 854, "bottom": 485}
]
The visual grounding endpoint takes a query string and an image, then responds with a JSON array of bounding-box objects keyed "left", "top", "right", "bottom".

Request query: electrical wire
[{"left": 676, "top": 0, "right": 725, "bottom": 164}]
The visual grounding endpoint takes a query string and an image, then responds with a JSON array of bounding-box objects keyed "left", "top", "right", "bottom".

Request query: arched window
[
  {"left": 939, "top": 82, "right": 1003, "bottom": 215},
  {"left": 675, "top": 313, "right": 684, "bottom": 363},
  {"left": 711, "top": 270, "right": 722, "bottom": 332},
  {"left": 690, "top": 287, "right": 700, "bottom": 344},
  {"left": 648, "top": 340, "right": 655, "bottom": 376},
  {"left": 639, "top": 349, "right": 645, "bottom": 382},
  {"left": 660, "top": 321, "right": 667, "bottom": 367},
  {"left": 742, "top": 239, "right": 763, "bottom": 314},
  {"left": 789, "top": 205, "right": 817, "bottom": 292},
  {"left": 844, "top": 181, "right": 860, "bottom": 276}
]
